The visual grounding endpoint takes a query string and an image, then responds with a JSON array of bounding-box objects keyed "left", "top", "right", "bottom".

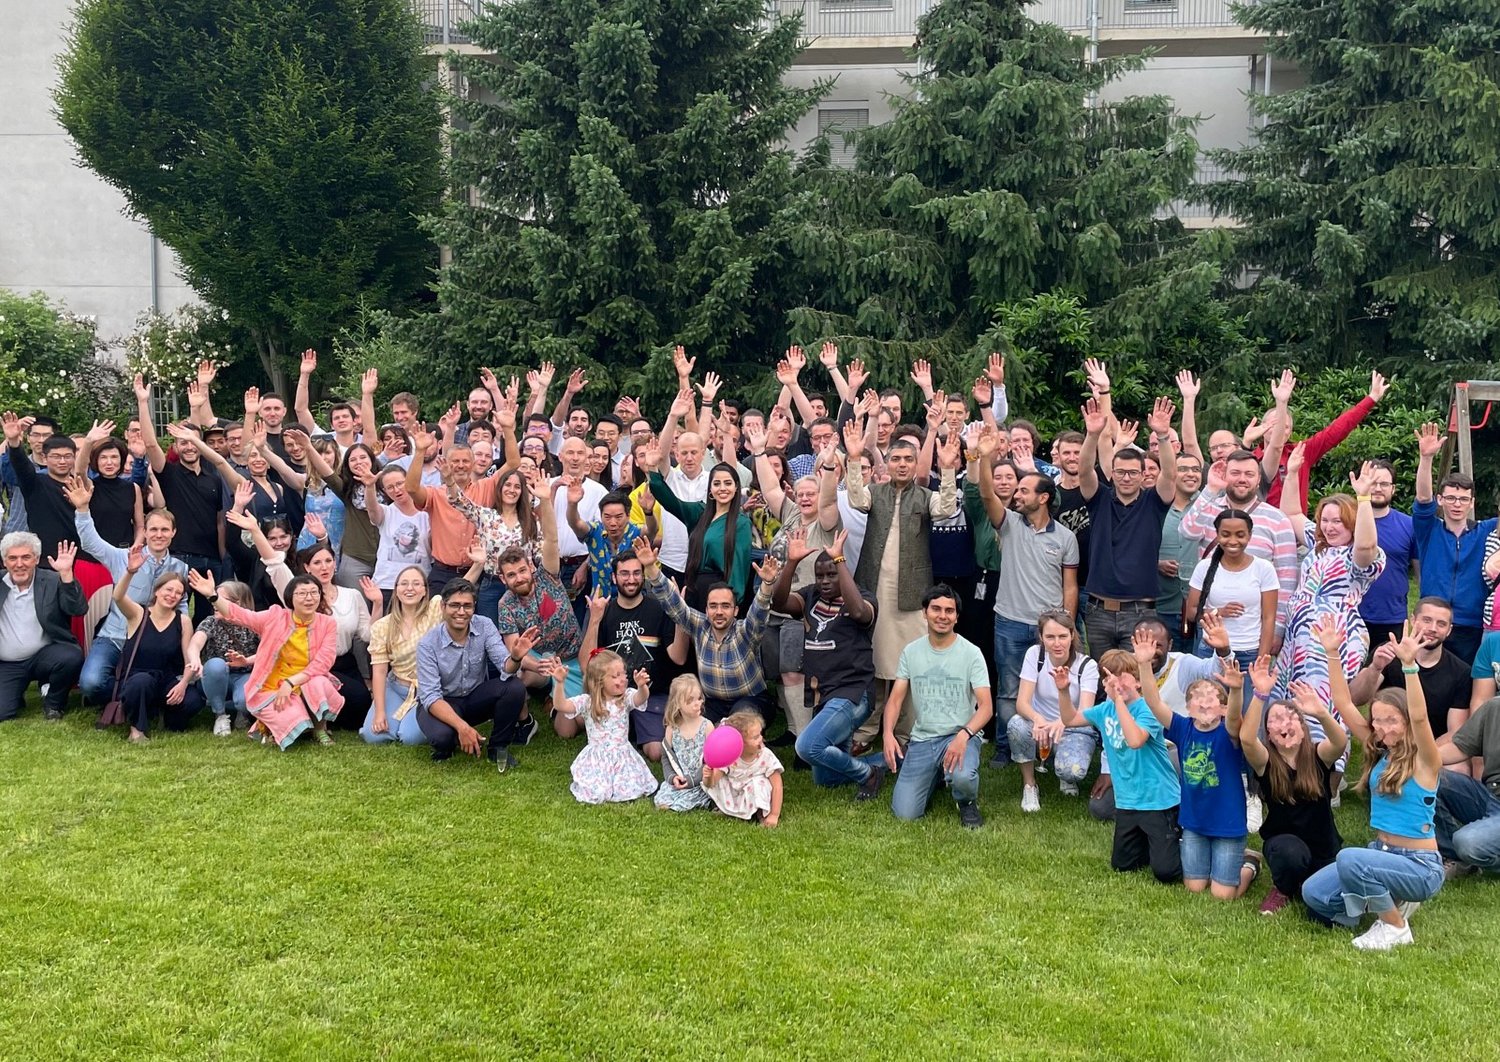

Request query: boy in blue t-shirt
[{"left": 1064, "top": 647, "right": 1182, "bottom": 883}]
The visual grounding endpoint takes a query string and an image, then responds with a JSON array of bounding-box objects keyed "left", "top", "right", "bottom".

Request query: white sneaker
[
  {"left": 1246, "top": 795, "right": 1265, "bottom": 834},
  {"left": 1058, "top": 781, "right": 1079, "bottom": 797},
  {"left": 213, "top": 714, "right": 232, "bottom": 737},
  {"left": 1352, "top": 919, "right": 1414, "bottom": 951},
  {"left": 1021, "top": 785, "right": 1041, "bottom": 813}
]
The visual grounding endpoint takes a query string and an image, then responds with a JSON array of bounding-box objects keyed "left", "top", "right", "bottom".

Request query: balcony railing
[
  {"left": 771, "top": 0, "right": 1250, "bottom": 40},
  {"left": 417, "top": 0, "right": 481, "bottom": 45},
  {"left": 1162, "top": 158, "right": 1239, "bottom": 221}
]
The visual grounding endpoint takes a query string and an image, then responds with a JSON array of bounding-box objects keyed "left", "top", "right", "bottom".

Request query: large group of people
[{"left": 3, "top": 345, "right": 1498, "bottom": 952}]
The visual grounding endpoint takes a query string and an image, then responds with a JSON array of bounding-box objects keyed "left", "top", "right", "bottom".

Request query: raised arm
[
  {"left": 1279, "top": 442, "right": 1308, "bottom": 540},
  {"left": 1132, "top": 629, "right": 1174, "bottom": 727},
  {"left": 166, "top": 423, "right": 245, "bottom": 490},
  {"left": 1311, "top": 617, "right": 1369, "bottom": 746},
  {"left": 1348, "top": 461, "right": 1380, "bottom": 569},
  {"left": 841, "top": 420, "right": 871, "bottom": 514},
  {"left": 294, "top": 349, "right": 321, "bottom": 433},
  {"left": 776, "top": 348, "right": 818, "bottom": 427},
  {"left": 1078, "top": 398, "right": 1106, "bottom": 500},
  {"left": 360, "top": 369, "right": 380, "bottom": 449},
  {"left": 133, "top": 375, "right": 168, "bottom": 474},
  {"left": 1414, "top": 421, "right": 1443, "bottom": 504},
  {"left": 818, "top": 342, "right": 850, "bottom": 404},
  {"left": 549, "top": 368, "right": 587, "bottom": 434},
  {"left": 1392, "top": 622, "right": 1442, "bottom": 787},
  {"left": 112, "top": 544, "right": 147, "bottom": 630},
  {"left": 538, "top": 480, "right": 562, "bottom": 576},
  {"left": 1176, "top": 371, "right": 1203, "bottom": 461},
  {"left": 973, "top": 425, "right": 1008, "bottom": 528},
  {"left": 1240, "top": 661, "right": 1272, "bottom": 774},
  {"left": 258, "top": 432, "right": 308, "bottom": 492}
]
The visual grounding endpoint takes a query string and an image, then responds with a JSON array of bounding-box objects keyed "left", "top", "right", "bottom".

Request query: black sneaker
[
  {"left": 856, "top": 765, "right": 888, "bottom": 802},
  {"left": 958, "top": 802, "right": 984, "bottom": 830},
  {"left": 43, "top": 708, "right": 64, "bottom": 722},
  {"left": 514, "top": 715, "right": 540, "bottom": 747},
  {"left": 988, "top": 745, "right": 1011, "bottom": 769}
]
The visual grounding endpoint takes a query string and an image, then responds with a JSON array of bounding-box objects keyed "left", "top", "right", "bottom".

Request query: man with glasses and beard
[
  {"left": 580, "top": 552, "right": 689, "bottom": 764},
  {"left": 1413, "top": 422, "right": 1496, "bottom": 664}
]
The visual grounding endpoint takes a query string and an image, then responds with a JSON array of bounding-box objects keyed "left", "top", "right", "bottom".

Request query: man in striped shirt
[
  {"left": 635, "top": 536, "right": 780, "bottom": 724},
  {"left": 1177, "top": 449, "right": 1298, "bottom": 644}
]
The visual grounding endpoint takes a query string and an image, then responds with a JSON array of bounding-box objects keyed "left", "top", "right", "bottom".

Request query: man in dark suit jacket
[{"left": 0, "top": 531, "right": 85, "bottom": 721}]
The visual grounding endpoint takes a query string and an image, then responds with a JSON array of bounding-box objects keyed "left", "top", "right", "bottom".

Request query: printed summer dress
[
  {"left": 1273, "top": 525, "right": 1386, "bottom": 708},
  {"left": 562, "top": 694, "right": 658, "bottom": 804},
  {"left": 704, "top": 747, "right": 784, "bottom": 820},
  {"left": 654, "top": 722, "right": 715, "bottom": 812}
]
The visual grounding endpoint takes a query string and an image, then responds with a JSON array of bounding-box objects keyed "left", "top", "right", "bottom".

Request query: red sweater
[{"left": 1260, "top": 396, "right": 1375, "bottom": 507}]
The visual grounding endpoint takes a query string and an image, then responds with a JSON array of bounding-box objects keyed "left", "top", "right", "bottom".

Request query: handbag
[{"left": 96, "top": 626, "right": 145, "bottom": 729}]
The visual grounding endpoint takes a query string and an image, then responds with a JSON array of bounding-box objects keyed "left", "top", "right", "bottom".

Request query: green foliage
[
  {"left": 406, "top": 0, "right": 830, "bottom": 411},
  {"left": 55, "top": 0, "right": 445, "bottom": 392},
  {"left": 123, "top": 306, "right": 234, "bottom": 391},
  {"left": 1209, "top": 0, "right": 1500, "bottom": 382},
  {"left": 0, "top": 290, "right": 126, "bottom": 429},
  {"left": 786, "top": 0, "right": 1201, "bottom": 407}
]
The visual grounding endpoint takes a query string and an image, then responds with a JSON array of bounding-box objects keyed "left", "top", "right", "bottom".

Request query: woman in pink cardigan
[{"left": 188, "top": 568, "right": 345, "bottom": 749}]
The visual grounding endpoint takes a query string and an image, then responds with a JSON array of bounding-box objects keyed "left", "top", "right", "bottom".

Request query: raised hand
[
  {"left": 1131, "top": 627, "right": 1157, "bottom": 669},
  {"left": 303, "top": 512, "right": 328, "bottom": 541},
  {"left": 669, "top": 386, "right": 695, "bottom": 421},
  {"left": 632, "top": 535, "right": 659, "bottom": 570},
  {"left": 510, "top": 625, "right": 543, "bottom": 660},
  {"left": 1249, "top": 655, "right": 1277, "bottom": 698},
  {"left": 231, "top": 479, "right": 256, "bottom": 512},
  {"left": 783, "top": 525, "right": 813, "bottom": 566},
  {"left": 1284, "top": 440, "right": 1307, "bottom": 472},
  {"left": 1080, "top": 398, "right": 1107, "bottom": 437},
  {"left": 1, "top": 411, "right": 22, "bottom": 447},
  {"left": 1198, "top": 609, "right": 1230, "bottom": 652},
  {"left": 635, "top": 440, "right": 660, "bottom": 473},
  {"left": 133, "top": 374, "right": 151, "bottom": 402},
  {"left": 63, "top": 474, "right": 94, "bottom": 510},
  {"left": 1415, "top": 422, "right": 1445, "bottom": 458},
  {"left": 565, "top": 368, "right": 588, "bottom": 395},
  {"left": 224, "top": 508, "right": 258, "bottom": 532},
  {"left": 1205, "top": 458, "right": 1228, "bottom": 494},
  {"left": 786, "top": 345, "right": 807, "bottom": 375},
  {"left": 478, "top": 366, "right": 498, "bottom": 392},
  {"left": 752, "top": 553, "right": 782, "bottom": 586},
  {"left": 1349, "top": 461, "right": 1378, "bottom": 497},
  {"left": 1083, "top": 358, "right": 1111, "bottom": 395},
  {"left": 1290, "top": 680, "right": 1324, "bottom": 718},
  {"left": 985, "top": 352, "right": 1005, "bottom": 388},
  {"left": 1052, "top": 664, "right": 1071, "bottom": 693},
  {"left": 774, "top": 359, "right": 798, "bottom": 387},
  {"left": 697, "top": 372, "right": 723, "bottom": 405},
  {"left": 1270, "top": 368, "right": 1296, "bottom": 406},
  {"left": 243, "top": 387, "right": 260, "bottom": 417},
  {"left": 124, "top": 543, "right": 146, "bottom": 574},
  {"left": 196, "top": 360, "right": 218, "bottom": 388},
  {"left": 672, "top": 346, "right": 695, "bottom": 381},
  {"left": 971, "top": 374, "right": 993, "bottom": 407},
  {"left": 537, "top": 362, "right": 557, "bottom": 390},
  {"left": 186, "top": 381, "right": 208, "bottom": 410},
  {"left": 468, "top": 539, "right": 488, "bottom": 568},
  {"left": 743, "top": 421, "right": 767, "bottom": 455},
  {"left": 1175, "top": 370, "right": 1200, "bottom": 401},
  {"left": 633, "top": 667, "right": 651, "bottom": 691},
  {"left": 164, "top": 422, "right": 203, "bottom": 449},
  {"left": 1392, "top": 621, "right": 1422, "bottom": 667},
  {"left": 567, "top": 476, "right": 585, "bottom": 505},
  {"left": 85, "top": 419, "right": 117, "bottom": 445},
  {"left": 411, "top": 423, "right": 437, "bottom": 453},
  {"left": 361, "top": 368, "right": 379, "bottom": 396},
  {"left": 845, "top": 357, "right": 869, "bottom": 395},
  {"left": 819, "top": 341, "right": 839, "bottom": 369},
  {"left": 587, "top": 587, "right": 609, "bottom": 622},
  {"left": 925, "top": 393, "right": 945, "bottom": 427},
  {"left": 299, "top": 349, "right": 318, "bottom": 376},
  {"left": 974, "top": 423, "right": 998, "bottom": 458},
  {"left": 936, "top": 427, "right": 963, "bottom": 471},
  {"left": 841, "top": 418, "right": 864, "bottom": 460},
  {"left": 1370, "top": 638, "right": 1399, "bottom": 672},
  {"left": 910, "top": 359, "right": 933, "bottom": 394},
  {"left": 830, "top": 528, "right": 849, "bottom": 558},
  {"left": 1219, "top": 657, "right": 1244, "bottom": 691},
  {"left": 1116, "top": 419, "right": 1140, "bottom": 447},
  {"left": 48, "top": 540, "right": 77, "bottom": 578},
  {"left": 354, "top": 577, "right": 380, "bottom": 608},
  {"left": 1368, "top": 370, "right": 1391, "bottom": 403},
  {"left": 1146, "top": 396, "right": 1177, "bottom": 437},
  {"left": 186, "top": 567, "right": 218, "bottom": 600}
]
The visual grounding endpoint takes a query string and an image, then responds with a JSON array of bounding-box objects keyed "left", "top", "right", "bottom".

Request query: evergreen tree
[
  {"left": 409, "top": 0, "right": 829, "bottom": 405},
  {"left": 1207, "top": 0, "right": 1500, "bottom": 395},
  {"left": 786, "top": 0, "right": 1200, "bottom": 402},
  {"left": 56, "top": 0, "right": 444, "bottom": 393}
]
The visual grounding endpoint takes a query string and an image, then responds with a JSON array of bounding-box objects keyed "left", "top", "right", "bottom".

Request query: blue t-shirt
[
  {"left": 1084, "top": 486, "right": 1171, "bottom": 599},
  {"left": 1166, "top": 715, "right": 1247, "bottom": 838},
  {"left": 1471, "top": 631, "right": 1500, "bottom": 686},
  {"left": 1084, "top": 697, "right": 1180, "bottom": 811},
  {"left": 1360, "top": 509, "right": 1415, "bottom": 625}
]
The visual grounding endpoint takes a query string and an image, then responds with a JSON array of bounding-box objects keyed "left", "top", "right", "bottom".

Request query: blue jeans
[
  {"left": 198, "top": 657, "right": 250, "bottom": 714},
  {"left": 794, "top": 694, "right": 882, "bottom": 787},
  {"left": 1181, "top": 828, "right": 1249, "bottom": 887},
  {"left": 1302, "top": 842, "right": 1444, "bottom": 927},
  {"left": 360, "top": 676, "right": 429, "bottom": 745},
  {"left": 993, "top": 616, "right": 1035, "bottom": 749},
  {"left": 1004, "top": 716, "right": 1096, "bottom": 784},
  {"left": 1084, "top": 599, "right": 1160, "bottom": 659},
  {"left": 891, "top": 732, "right": 981, "bottom": 820},
  {"left": 80, "top": 637, "right": 123, "bottom": 704},
  {"left": 1435, "top": 770, "right": 1500, "bottom": 871},
  {"left": 477, "top": 574, "right": 502, "bottom": 626}
]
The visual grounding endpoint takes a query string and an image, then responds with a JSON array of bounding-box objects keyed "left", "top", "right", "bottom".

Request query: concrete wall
[{"left": 0, "top": 0, "right": 197, "bottom": 346}]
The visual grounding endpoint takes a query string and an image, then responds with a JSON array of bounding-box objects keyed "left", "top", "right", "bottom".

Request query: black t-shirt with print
[
  {"left": 598, "top": 596, "right": 679, "bottom": 688},
  {"left": 795, "top": 583, "right": 877, "bottom": 709}
]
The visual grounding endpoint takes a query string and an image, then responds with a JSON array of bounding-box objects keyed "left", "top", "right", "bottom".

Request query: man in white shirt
[{"left": 552, "top": 436, "right": 606, "bottom": 624}]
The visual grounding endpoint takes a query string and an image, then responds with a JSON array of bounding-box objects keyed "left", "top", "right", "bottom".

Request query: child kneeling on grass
[
  {"left": 1062, "top": 648, "right": 1181, "bottom": 883},
  {"left": 703, "top": 710, "right": 784, "bottom": 828},
  {"left": 548, "top": 650, "right": 658, "bottom": 805},
  {"left": 655, "top": 675, "right": 715, "bottom": 812},
  {"left": 1132, "top": 630, "right": 1260, "bottom": 900}
]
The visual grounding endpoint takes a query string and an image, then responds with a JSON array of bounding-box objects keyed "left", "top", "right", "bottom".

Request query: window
[
  {"left": 151, "top": 387, "right": 179, "bottom": 429},
  {"left": 818, "top": 107, "right": 869, "bottom": 169}
]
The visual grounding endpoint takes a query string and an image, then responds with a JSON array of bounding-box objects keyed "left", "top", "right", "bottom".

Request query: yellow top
[{"left": 262, "top": 621, "right": 311, "bottom": 694}]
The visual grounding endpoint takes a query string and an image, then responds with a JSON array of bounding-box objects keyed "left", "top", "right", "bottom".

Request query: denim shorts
[{"left": 1180, "top": 828, "right": 1248, "bottom": 887}]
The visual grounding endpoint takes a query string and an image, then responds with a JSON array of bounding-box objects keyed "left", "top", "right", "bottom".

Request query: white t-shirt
[
  {"left": 373, "top": 505, "right": 431, "bottom": 588},
  {"left": 551, "top": 476, "right": 606, "bottom": 560},
  {"left": 658, "top": 466, "right": 710, "bottom": 571},
  {"left": 1189, "top": 554, "right": 1279, "bottom": 652},
  {"left": 1019, "top": 645, "right": 1100, "bottom": 722}
]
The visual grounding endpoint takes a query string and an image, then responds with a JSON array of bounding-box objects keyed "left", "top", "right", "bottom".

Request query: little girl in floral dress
[
  {"left": 655, "top": 675, "right": 715, "bottom": 812},
  {"left": 549, "top": 650, "right": 658, "bottom": 804},
  {"left": 703, "top": 710, "right": 784, "bottom": 827}
]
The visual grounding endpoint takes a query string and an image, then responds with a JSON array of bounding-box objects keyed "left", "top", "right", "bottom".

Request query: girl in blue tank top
[{"left": 1300, "top": 619, "right": 1444, "bottom": 950}]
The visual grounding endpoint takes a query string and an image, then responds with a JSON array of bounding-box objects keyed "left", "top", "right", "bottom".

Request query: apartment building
[{"left": 1, "top": 0, "right": 1291, "bottom": 340}]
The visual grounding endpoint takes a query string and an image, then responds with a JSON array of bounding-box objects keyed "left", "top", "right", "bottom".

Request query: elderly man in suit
[{"left": 0, "top": 531, "right": 85, "bottom": 721}]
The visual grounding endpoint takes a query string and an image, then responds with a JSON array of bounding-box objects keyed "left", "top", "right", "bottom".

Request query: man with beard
[
  {"left": 580, "top": 552, "right": 689, "bottom": 763},
  {"left": 1051, "top": 430, "right": 1091, "bottom": 589},
  {"left": 1177, "top": 448, "right": 1299, "bottom": 645},
  {"left": 1348, "top": 598, "right": 1471, "bottom": 742},
  {"left": 1158, "top": 451, "right": 1204, "bottom": 652}
]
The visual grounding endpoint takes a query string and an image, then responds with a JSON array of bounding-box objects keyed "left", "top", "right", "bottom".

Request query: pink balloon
[{"left": 702, "top": 725, "right": 744, "bottom": 770}]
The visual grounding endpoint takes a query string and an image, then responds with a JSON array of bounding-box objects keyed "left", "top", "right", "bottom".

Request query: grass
[{"left": 2, "top": 701, "right": 1497, "bottom": 1061}]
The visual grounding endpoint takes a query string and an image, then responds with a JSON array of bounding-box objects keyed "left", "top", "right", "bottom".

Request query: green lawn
[{"left": 1, "top": 706, "right": 1494, "bottom": 1061}]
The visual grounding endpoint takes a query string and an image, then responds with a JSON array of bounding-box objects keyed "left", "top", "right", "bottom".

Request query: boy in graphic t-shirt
[{"left": 1062, "top": 647, "right": 1182, "bottom": 883}]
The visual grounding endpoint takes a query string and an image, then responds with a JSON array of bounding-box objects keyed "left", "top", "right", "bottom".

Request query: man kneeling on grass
[
  {"left": 1062, "top": 648, "right": 1183, "bottom": 883},
  {"left": 415, "top": 578, "right": 537, "bottom": 772},
  {"left": 882, "top": 584, "right": 992, "bottom": 829}
]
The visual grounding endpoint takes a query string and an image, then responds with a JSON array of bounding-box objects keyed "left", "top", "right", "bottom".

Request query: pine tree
[
  {"left": 1207, "top": 0, "right": 1500, "bottom": 393},
  {"left": 786, "top": 0, "right": 1200, "bottom": 402},
  {"left": 409, "top": 0, "right": 829, "bottom": 405},
  {"left": 56, "top": 0, "right": 444, "bottom": 393}
]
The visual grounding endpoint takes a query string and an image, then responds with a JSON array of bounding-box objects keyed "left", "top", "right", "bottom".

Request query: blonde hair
[
  {"left": 721, "top": 710, "right": 764, "bottom": 757},
  {"left": 217, "top": 580, "right": 254, "bottom": 609},
  {"left": 1097, "top": 649, "right": 1140, "bottom": 681},
  {"left": 663, "top": 674, "right": 704, "bottom": 731},
  {"left": 1358, "top": 688, "right": 1420, "bottom": 798},
  {"left": 1184, "top": 677, "right": 1228, "bottom": 707},
  {"left": 583, "top": 650, "right": 626, "bottom": 723}
]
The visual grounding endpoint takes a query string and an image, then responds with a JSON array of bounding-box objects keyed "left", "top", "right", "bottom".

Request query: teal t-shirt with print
[
  {"left": 1084, "top": 697, "right": 1180, "bottom": 812},
  {"left": 897, "top": 635, "right": 990, "bottom": 743}
]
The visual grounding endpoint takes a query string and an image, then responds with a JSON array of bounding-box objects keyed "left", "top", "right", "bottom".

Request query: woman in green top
[{"left": 648, "top": 461, "right": 752, "bottom": 607}]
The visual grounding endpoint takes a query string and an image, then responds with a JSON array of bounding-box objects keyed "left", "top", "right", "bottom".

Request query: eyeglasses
[
  {"left": 1368, "top": 480, "right": 1393, "bottom": 488},
  {"left": 1440, "top": 494, "right": 1473, "bottom": 504},
  {"left": 1114, "top": 469, "right": 1143, "bottom": 479},
  {"left": 445, "top": 601, "right": 475, "bottom": 611}
]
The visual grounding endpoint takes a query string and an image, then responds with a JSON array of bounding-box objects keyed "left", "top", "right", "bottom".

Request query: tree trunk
[{"left": 252, "top": 328, "right": 287, "bottom": 396}]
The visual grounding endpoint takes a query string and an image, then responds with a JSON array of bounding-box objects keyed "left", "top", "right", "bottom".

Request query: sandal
[
  {"left": 1242, "top": 849, "right": 1263, "bottom": 886},
  {"left": 314, "top": 729, "right": 334, "bottom": 747}
]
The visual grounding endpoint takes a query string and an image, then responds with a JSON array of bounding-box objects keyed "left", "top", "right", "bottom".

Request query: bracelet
[
  {"left": 960, "top": 726, "right": 976, "bottom": 739},
  {"left": 829, "top": 554, "right": 845, "bottom": 564},
  {"left": 1402, "top": 665, "right": 1419, "bottom": 674},
  {"left": 1356, "top": 494, "right": 1372, "bottom": 504},
  {"left": 1097, "top": 389, "right": 1110, "bottom": 395}
]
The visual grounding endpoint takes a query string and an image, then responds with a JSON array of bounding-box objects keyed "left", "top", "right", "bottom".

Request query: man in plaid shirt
[{"left": 635, "top": 536, "right": 781, "bottom": 723}]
